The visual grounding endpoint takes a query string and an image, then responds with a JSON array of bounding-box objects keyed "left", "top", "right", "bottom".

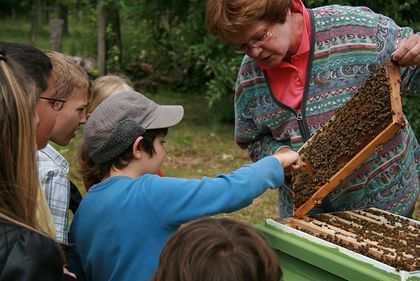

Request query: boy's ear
[{"left": 132, "top": 136, "right": 144, "bottom": 159}]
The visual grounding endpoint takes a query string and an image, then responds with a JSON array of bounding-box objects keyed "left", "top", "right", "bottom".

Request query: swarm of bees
[{"left": 292, "top": 61, "right": 403, "bottom": 217}]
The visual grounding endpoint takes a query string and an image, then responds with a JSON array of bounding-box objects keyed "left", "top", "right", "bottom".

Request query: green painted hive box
[{"left": 255, "top": 213, "right": 420, "bottom": 281}]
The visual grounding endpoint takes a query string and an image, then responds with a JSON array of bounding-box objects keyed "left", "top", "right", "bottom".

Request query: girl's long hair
[{"left": 0, "top": 52, "right": 39, "bottom": 229}]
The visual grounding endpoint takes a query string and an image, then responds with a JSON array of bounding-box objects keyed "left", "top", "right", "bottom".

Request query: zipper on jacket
[
  {"left": 262, "top": 70, "right": 312, "bottom": 142},
  {"left": 296, "top": 110, "right": 303, "bottom": 121},
  {"left": 260, "top": 9, "right": 316, "bottom": 143},
  {"left": 296, "top": 109, "right": 311, "bottom": 141}
]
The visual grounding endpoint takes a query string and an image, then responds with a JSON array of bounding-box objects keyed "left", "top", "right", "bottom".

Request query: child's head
[
  {"left": 0, "top": 42, "right": 57, "bottom": 149},
  {"left": 0, "top": 41, "right": 53, "bottom": 97},
  {"left": 152, "top": 217, "right": 282, "bottom": 281},
  {"left": 82, "top": 91, "right": 183, "bottom": 185},
  {"left": 0, "top": 50, "right": 40, "bottom": 229},
  {"left": 46, "top": 51, "right": 90, "bottom": 146},
  {"left": 88, "top": 75, "right": 133, "bottom": 116},
  {"left": 80, "top": 75, "right": 133, "bottom": 188}
]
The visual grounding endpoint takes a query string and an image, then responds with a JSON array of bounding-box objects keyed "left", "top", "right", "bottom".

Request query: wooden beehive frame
[
  {"left": 287, "top": 208, "right": 420, "bottom": 272},
  {"left": 293, "top": 60, "right": 404, "bottom": 218}
]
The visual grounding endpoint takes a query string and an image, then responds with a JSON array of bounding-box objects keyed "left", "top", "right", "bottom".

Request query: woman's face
[{"left": 233, "top": 10, "right": 296, "bottom": 67}]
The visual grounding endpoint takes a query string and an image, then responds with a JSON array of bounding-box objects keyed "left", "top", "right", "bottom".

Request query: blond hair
[
  {"left": 87, "top": 75, "right": 133, "bottom": 115},
  {"left": 0, "top": 54, "right": 39, "bottom": 230},
  {"left": 206, "top": 0, "right": 293, "bottom": 43},
  {"left": 46, "top": 50, "right": 90, "bottom": 100}
]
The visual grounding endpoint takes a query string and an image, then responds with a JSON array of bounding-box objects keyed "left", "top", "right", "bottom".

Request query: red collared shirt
[{"left": 261, "top": 0, "right": 310, "bottom": 109}]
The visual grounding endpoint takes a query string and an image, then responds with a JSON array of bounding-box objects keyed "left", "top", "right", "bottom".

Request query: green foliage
[
  {"left": 0, "top": 0, "right": 32, "bottom": 16},
  {"left": 116, "top": 0, "right": 242, "bottom": 123},
  {"left": 65, "top": 6, "right": 97, "bottom": 56}
]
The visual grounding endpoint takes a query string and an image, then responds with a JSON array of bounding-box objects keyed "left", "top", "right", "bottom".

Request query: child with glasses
[
  {"left": 70, "top": 91, "right": 303, "bottom": 281},
  {"left": 36, "top": 51, "right": 90, "bottom": 280}
]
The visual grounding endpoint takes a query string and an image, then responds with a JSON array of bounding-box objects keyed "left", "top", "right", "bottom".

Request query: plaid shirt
[{"left": 37, "top": 144, "right": 70, "bottom": 244}]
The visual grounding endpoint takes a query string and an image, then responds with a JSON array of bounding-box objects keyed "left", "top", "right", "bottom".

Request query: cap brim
[{"left": 147, "top": 105, "right": 184, "bottom": 129}]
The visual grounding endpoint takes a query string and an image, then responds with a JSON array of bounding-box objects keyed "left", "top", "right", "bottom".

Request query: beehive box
[
  {"left": 292, "top": 60, "right": 404, "bottom": 218},
  {"left": 255, "top": 209, "right": 420, "bottom": 281}
]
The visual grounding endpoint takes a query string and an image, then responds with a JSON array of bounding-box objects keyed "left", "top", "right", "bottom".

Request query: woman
[
  {"left": 206, "top": 0, "right": 419, "bottom": 217},
  {"left": 0, "top": 50, "right": 64, "bottom": 280}
]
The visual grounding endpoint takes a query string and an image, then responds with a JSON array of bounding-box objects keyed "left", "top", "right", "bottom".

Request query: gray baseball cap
[{"left": 84, "top": 91, "right": 184, "bottom": 164}]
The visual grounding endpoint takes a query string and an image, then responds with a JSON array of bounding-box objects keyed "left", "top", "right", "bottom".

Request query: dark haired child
[
  {"left": 70, "top": 91, "right": 303, "bottom": 281},
  {"left": 152, "top": 217, "right": 282, "bottom": 281}
]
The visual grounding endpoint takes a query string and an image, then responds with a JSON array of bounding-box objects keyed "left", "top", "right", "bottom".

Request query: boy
[
  {"left": 37, "top": 51, "right": 90, "bottom": 246},
  {"left": 71, "top": 91, "right": 302, "bottom": 281}
]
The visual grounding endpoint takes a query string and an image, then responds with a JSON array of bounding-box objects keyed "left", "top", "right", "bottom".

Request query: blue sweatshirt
[{"left": 70, "top": 156, "right": 284, "bottom": 281}]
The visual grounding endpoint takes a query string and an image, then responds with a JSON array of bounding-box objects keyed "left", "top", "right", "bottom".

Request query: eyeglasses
[
  {"left": 233, "top": 28, "right": 273, "bottom": 53},
  {"left": 39, "top": 97, "right": 66, "bottom": 112}
]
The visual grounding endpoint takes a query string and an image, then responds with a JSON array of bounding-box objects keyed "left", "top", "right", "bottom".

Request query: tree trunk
[
  {"left": 30, "top": 1, "right": 42, "bottom": 45},
  {"left": 42, "top": 1, "right": 50, "bottom": 24},
  {"left": 59, "top": 4, "right": 69, "bottom": 36},
  {"left": 106, "top": 1, "right": 123, "bottom": 70},
  {"left": 50, "top": 19, "right": 64, "bottom": 52},
  {"left": 98, "top": 0, "right": 106, "bottom": 75}
]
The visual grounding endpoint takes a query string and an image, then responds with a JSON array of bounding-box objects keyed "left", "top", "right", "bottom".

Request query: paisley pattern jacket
[{"left": 235, "top": 5, "right": 419, "bottom": 217}]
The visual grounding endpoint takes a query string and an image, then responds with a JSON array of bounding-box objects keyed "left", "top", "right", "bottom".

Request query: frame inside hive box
[
  {"left": 292, "top": 60, "right": 404, "bottom": 218},
  {"left": 287, "top": 208, "right": 420, "bottom": 272},
  {"left": 258, "top": 208, "right": 420, "bottom": 281}
]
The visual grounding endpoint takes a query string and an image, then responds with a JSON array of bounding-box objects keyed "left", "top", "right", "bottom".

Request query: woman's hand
[{"left": 392, "top": 34, "right": 420, "bottom": 66}]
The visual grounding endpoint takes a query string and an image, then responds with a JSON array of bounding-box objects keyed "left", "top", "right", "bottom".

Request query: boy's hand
[{"left": 272, "top": 148, "right": 304, "bottom": 172}]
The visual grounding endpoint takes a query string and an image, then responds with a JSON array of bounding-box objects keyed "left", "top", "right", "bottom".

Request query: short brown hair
[
  {"left": 46, "top": 51, "right": 90, "bottom": 100},
  {"left": 152, "top": 217, "right": 282, "bottom": 281},
  {"left": 206, "top": 0, "right": 293, "bottom": 43}
]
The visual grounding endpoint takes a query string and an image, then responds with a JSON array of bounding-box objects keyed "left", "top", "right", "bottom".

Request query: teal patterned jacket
[{"left": 235, "top": 5, "right": 419, "bottom": 217}]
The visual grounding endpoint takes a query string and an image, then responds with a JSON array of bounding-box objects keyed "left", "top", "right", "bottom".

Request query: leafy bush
[{"left": 119, "top": 0, "right": 241, "bottom": 123}]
